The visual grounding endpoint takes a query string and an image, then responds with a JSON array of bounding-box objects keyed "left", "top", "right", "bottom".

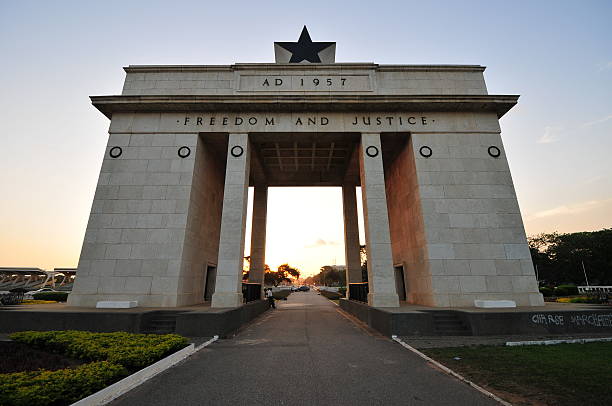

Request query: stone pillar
[
  {"left": 211, "top": 133, "right": 250, "bottom": 308},
  {"left": 342, "top": 184, "right": 363, "bottom": 289},
  {"left": 407, "top": 132, "right": 544, "bottom": 307},
  {"left": 359, "top": 133, "right": 399, "bottom": 307},
  {"left": 67, "top": 132, "right": 205, "bottom": 308},
  {"left": 248, "top": 185, "right": 268, "bottom": 296}
]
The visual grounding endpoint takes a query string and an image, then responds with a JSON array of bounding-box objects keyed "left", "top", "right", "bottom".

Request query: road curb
[
  {"left": 506, "top": 336, "right": 612, "bottom": 346},
  {"left": 391, "top": 335, "right": 512, "bottom": 406},
  {"left": 71, "top": 335, "right": 218, "bottom": 406}
]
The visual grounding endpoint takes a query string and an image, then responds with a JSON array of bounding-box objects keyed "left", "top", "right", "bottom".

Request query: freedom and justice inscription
[
  {"left": 177, "top": 114, "right": 432, "bottom": 132},
  {"left": 111, "top": 112, "right": 500, "bottom": 134}
]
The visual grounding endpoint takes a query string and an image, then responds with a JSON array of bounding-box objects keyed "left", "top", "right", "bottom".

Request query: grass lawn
[{"left": 423, "top": 342, "right": 612, "bottom": 406}]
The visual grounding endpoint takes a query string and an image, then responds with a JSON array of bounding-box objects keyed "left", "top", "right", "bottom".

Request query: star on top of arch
[{"left": 274, "top": 26, "right": 336, "bottom": 63}]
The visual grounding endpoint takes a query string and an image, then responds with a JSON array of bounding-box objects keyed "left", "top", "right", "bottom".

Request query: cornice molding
[
  {"left": 91, "top": 94, "right": 518, "bottom": 119},
  {"left": 123, "top": 64, "right": 486, "bottom": 73}
]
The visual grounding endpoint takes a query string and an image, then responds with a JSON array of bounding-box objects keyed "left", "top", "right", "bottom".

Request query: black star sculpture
[{"left": 274, "top": 26, "right": 335, "bottom": 63}]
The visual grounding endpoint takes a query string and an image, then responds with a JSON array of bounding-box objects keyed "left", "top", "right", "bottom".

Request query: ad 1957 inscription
[{"left": 238, "top": 74, "right": 371, "bottom": 92}]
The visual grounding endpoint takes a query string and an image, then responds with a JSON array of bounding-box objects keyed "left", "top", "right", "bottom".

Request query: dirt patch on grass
[{"left": 0, "top": 341, "right": 84, "bottom": 373}]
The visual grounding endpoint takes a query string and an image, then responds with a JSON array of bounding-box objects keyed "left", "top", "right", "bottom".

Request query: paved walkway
[{"left": 112, "top": 292, "right": 497, "bottom": 406}]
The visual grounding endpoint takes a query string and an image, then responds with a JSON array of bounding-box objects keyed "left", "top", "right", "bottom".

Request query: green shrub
[
  {"left": 0, "top": 292, "right": 24, "bottom": 305},
  {"left": 272, "top": 290, "right": 291, "bottom": 300},
  {"left": 319, "top": 290, "right": 342, "bottom": 300},
  {"left": 554, "top": 284, "right": 579, "bottom": 296},
  {"left": 568, "top": 296, "right": 606, "bottom": 304},
  {"left": 539, "top": 286, "right": 553, "bottom": 297},
  {"left": 0, "top": 361, "right": 127, "bottom": 406},
  {"left": 3, "top": 331, "right": 189, "bottom": 406},
  {"left": 32, "top": 292, "right": 69, "bottom": 302},
  {"left": 338, "top": 287, "right": 347, "bottom": 296},
  {"left": 9, "top": 331, "right": 189, "bottom": 371}
]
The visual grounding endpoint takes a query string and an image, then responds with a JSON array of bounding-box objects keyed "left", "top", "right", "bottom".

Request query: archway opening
[{"left": 243, "top": 186, "right": 366, "bottom": 287}]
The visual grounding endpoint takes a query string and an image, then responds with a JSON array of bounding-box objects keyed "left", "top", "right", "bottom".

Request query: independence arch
[{"left": 68, "top": 31, "right": 543, "bottom": 310}]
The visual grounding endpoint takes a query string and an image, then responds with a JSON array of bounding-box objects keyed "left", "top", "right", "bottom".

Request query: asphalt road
[{"left": 111, "top": 291, "right": 498, "bottom": 406}]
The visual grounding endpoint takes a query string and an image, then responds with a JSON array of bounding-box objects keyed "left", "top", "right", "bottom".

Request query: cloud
[
  {"left": 583, "top": 114, "right": 612, "bottom": 127},
  {"left": 537, "top": 125, "right": 562, "bottom": 144},
  {"left": 585, "top": 175, "right": 604, "bottom": 184},
  {"left": 525, "top": 199, "right": 612, "bottom": 221},
  {"left": 597, "top": 61, "right": 612, "bottom": 71},
  {"left": 304, "top": 238, "right": 340, "bottom": 248}
]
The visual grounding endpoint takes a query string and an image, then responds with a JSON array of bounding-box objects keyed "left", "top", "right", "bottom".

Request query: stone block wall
[
  {"left": 376, "top": 68, "right": 487, "bottom": 95},
  {"left": 384, "top": 128, "right": 544, "bottom": 307},
  {"left": 68, "top": 132, "right": 202, "bottom": 307},
  {"left": 407, "top": 130, "right": 544, "bottom": 307},
  {"left": 122, "top": 69, "right": 235, "bottom": 96},
  {"left": 120, "top": 64, "right": 488, "bottom": 96}
]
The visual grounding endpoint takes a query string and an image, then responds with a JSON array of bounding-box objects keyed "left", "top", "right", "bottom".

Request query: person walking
[{"left": 265, "top": 288, "right": 275, "bottom": 309}]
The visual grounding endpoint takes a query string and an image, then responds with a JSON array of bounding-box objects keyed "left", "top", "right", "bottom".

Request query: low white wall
[{"left": 318, "top": 286, "right": 341, "bottom": 292}]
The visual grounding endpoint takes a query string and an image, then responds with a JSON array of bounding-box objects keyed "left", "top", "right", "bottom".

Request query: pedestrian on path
[{"left": 265, "top": 288, "right": 275, "bottom": 309}]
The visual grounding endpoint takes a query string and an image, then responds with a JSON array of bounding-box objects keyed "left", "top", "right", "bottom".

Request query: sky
[{"left": 0, "top": 0, "right": 611, "bottom": 277}]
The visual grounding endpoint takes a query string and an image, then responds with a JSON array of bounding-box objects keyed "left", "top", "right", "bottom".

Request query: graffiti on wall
[{"left": 530, "top": 313, "right": 612, "bottom": 328}]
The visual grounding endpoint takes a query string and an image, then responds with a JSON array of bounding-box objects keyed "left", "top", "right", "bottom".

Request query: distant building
[
  {"left": 0, "top": 267, "right": 77, "bottom": 292},
  {"left": 0, "top": 267, "right": 51, "bottom": 291},
  {"left": 325, "top": 265, "right": 346, "bottom": 272},
  {"left": 52, "top": 268, "right": 77, "bottom": 291}
]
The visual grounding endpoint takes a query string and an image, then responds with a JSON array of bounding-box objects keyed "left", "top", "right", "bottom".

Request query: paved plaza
[{"left": 111, "top": 292, "right": 497, "bottom": 405}]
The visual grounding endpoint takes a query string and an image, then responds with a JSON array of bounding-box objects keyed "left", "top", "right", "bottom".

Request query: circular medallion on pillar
[
  {"left": 419, "top": 146, "right": 432, "bottom": 158},
  {"left": 109, "top": 146, "right": 122, "bottom": 158},
  {"left": 365, "top": 146, "right": 379, "bottom": 157},
  {"left": 231, "top": 145, "right": 244, "bottom": 157},
  {"left": 178, "top": 146, "right": 191, "bottom": 158},
  {"left": 488, "top": 146, "right": 501, "bottom": 158}
]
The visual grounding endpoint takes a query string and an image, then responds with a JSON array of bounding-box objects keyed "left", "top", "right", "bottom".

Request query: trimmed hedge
[
  {"left": 32, "top": 292, "right": 69, "bottom": 302},
  {"left": 558, "top": 296, "right": 607, "bottom": 304},
  {"left": 0, "top": 361, "right": 127, "bottom": 406},
  {"left": 319, "top": 290, "right": 343, "bottom": 300},
  {"left": 539, "top": 287, "right": 553, "bottom": 297},
  {"left": 272, "top": 290, "right": 291, "bottom": 300},
  {"left": 2, "top": 331, "right": 190, "bottom": 406},
  {"left": 554, "top": 284, "right": 579, "bottom": 297},
  {"left": 10, "top": 331, "right": 189, "bottom": 370},
  {"left": 0, "top": 292, "right": 23, "bottom": 305}
]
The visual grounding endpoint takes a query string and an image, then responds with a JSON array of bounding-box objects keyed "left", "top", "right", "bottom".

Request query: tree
[
  {"left": 318, "top": 265, "right": 346, "bottom": 286},
  {"left": 264, "top": 263, "right": 299, "bottom": 287},
  {"left": 360, "top": 244, "right": 368, "bottom": 282},
  {"left": 278, "top": 263, "right": 300, "bottom": 281},
  {"left": 528, "top": 229, "right": 612, "bottom": 286},
  {"left": 302, "top": 275, "right": 317, "bottom": 285}
]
